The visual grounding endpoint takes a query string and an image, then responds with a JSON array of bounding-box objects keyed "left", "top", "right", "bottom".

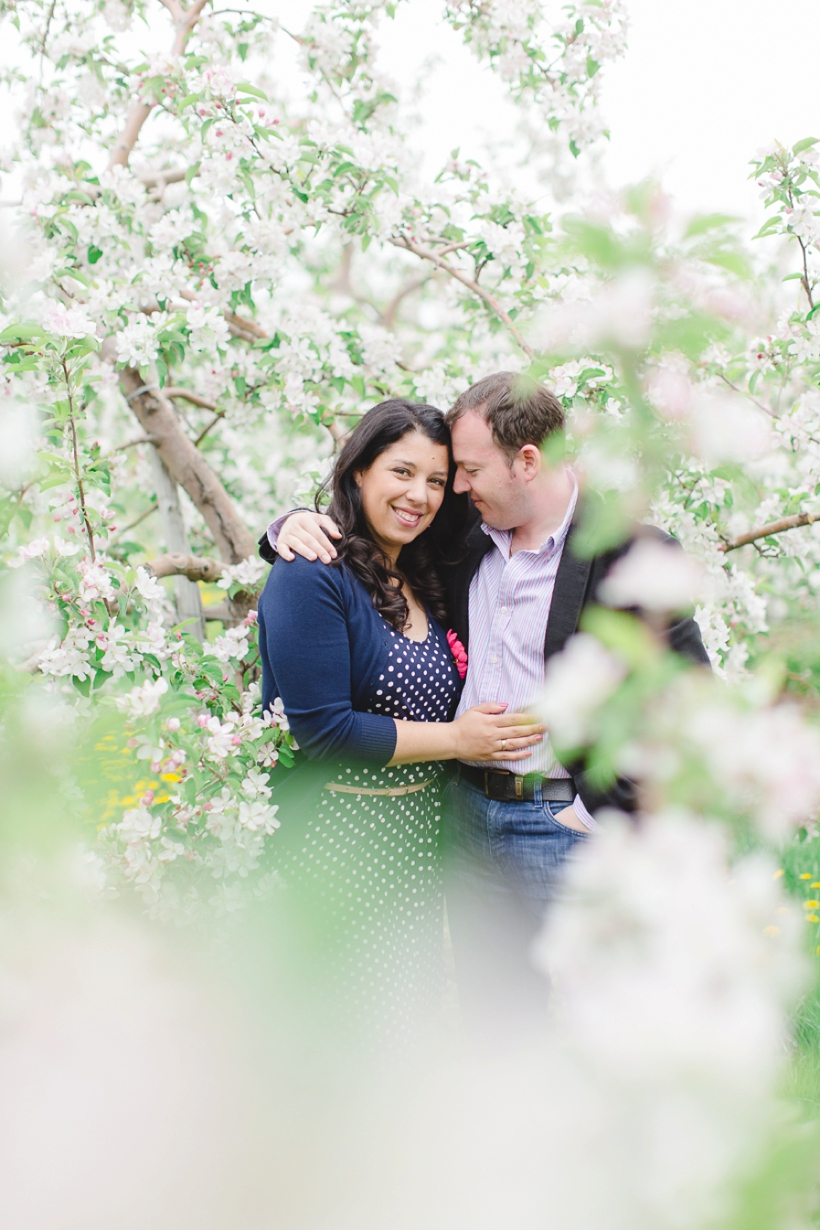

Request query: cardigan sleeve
[{"left": 258, "top": 556, "right": 397, "bottom": 764}]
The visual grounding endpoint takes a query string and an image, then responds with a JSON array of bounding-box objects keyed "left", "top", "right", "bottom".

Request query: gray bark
[{"left": 149, "top": 447, "right": 205, "bottom": 641}]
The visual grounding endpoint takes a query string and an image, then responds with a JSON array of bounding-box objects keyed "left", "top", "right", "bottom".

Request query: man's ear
[{"left": 517, "top": 443, "right": 542, "bottom": 479}]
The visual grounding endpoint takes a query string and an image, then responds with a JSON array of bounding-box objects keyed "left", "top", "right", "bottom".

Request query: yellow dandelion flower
[
  {"left": 807, "top": 915, "right": 820, "bottom": 924},
  {"left": 805, "top": 900, "right": 820, "bottom": 909},
  {"left": 800, "top": 873, "right": 812, "bottom": 880},
  {"left": 773, "top": 869, "right": 785, "bottom": 879},
  {"left": 764, "top": 926, "right": 781, "bottom": 937},
  {"left": 812, "top": 883, "right": 820, "bottom": 889},
  {"left": 160, "top": 772, "right": 181, "bottom": 782},
  {"left": 815, "top": 946, "right": 820, "bottom": 956}
]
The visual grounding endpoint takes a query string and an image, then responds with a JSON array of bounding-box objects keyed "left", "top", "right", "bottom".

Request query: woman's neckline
[{"left": 384, "top": 614, "right": 432, "bottom": 645}]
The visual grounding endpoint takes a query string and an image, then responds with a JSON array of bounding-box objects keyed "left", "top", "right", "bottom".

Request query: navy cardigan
[{"left": 257, "top": 554, "right": 402, "bottom": 764}]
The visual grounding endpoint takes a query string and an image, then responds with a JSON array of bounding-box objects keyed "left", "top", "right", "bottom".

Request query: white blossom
[
  {"left": 115, "top": 677, "right": 168, "bottom": 720},
  {"left": 599, "top": 538, "right": 706, "bottom": 611},
  {"left": 539, "top": 633, "right": 627, "bottom": 748}
]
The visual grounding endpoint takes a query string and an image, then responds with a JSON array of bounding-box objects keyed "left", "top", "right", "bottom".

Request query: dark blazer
[{"left": 444, "top": 501, "right": 711, "bottom": 815}]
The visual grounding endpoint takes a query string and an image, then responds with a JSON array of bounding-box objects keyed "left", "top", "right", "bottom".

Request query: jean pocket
[{"left": 546, "top": 801, "right": 590, "bottom": 838}]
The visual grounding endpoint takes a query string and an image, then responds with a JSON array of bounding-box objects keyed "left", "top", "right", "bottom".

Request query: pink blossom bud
[
  {"left": 165, "top": 717, "right": 181, "bottom": 732},
  {"left": 150, "top": 762, "right": 161, "bottom": 773},
  {"left": 53, "top": 514, "right": 61, "bottom": 522},
  {"left": 126, "top": 738, "right": 138, "bottom": 749},
  {"left": 231, "top": 735, "right": 242, "bottom": 746},
  {"left": 196, "top": 714, "right": 209, "bottom": 728},
  {"left": 141, "top": 790, "right": 155, "bottom": 805}
]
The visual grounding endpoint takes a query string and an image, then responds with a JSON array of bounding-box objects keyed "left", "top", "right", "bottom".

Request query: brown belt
[{"left": 457, "top": 764, "right": 574, "bottom": 803}]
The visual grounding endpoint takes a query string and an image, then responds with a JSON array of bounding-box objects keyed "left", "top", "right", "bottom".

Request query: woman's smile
[
  {"left": 355, "top": 431, "right": 449, "bottom": 562},
  {"left": 392, "top": 505, "right": 424, "bottom": 528}
]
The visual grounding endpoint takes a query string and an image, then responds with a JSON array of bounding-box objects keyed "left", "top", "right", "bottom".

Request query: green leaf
[
  {"left": 0, "top": 321, "right": 45, "bottom": 342},
  {"left": 236, "top": 82, "right": 268, "bottom": 101},
  {"left": 684, "top": 213, "right": 740, "bottom": 238},
  {"left": 752, "top": 216, "right": 782, "bottom": 240},
  {"left": 87, "top": 245, "right": 103, "bottom": 264},
  {"left": 793, "top": 137, "right": 819, "bottom": 155}
]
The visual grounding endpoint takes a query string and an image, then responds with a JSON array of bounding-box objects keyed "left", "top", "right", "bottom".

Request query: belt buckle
[{"left": 514, "top": 774, "right": 524, "bottom": 800}]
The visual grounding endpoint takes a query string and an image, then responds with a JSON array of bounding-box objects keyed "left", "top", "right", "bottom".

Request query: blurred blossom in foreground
[
  {"left": 532, "top": 268, "right": 655, "bottom": 353},
  {"left": 539, "top": 632, "right": 627, "bottom": 748},
  {"left": 598, "top": 537, "right": 707, "bottom": 612}
]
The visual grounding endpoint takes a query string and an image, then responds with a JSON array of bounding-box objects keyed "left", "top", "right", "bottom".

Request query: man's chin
[{"left": 474, "top": 507, "right": 512, "bottom": 531}]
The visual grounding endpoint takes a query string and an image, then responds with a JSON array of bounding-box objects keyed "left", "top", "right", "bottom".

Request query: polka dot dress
[{"left": 287, "top": 618, "right": 460, "bottom": 1046}]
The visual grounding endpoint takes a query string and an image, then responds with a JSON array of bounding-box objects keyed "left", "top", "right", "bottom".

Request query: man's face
[{"left": 450, "top": 409, "right": 529, "bottom": 530}]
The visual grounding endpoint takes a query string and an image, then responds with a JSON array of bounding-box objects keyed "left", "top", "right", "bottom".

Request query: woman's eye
[
  {"left": 429, "top": 478, "right": 445, "bottom": 487},
  {"left": 393, "top": 468, "right": 411, "bottom": 477}
]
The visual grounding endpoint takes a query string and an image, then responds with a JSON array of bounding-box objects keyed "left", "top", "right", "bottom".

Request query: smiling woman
[{"left": 255, "top": 399, "right": 544, "bottom": 1045}]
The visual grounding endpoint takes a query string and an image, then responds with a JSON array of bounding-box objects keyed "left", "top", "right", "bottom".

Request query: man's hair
[{"left": 446, "top": 371, "right": 564, "bottom": 460}]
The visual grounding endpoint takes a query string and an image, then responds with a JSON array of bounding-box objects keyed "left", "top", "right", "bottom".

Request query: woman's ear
[{"left": 353, "top": 471, "right": 363, "bottom": 489}]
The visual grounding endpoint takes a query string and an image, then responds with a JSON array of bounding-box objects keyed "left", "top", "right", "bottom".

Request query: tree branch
[
  {"left": 107, "top": 0, "right": 211, "bottom": 169},
  {"left": 720, "top": 511, "right": 820, "bottom": 552},
  {"left": 147, "top": 551, "right": 225, "bottom": 582},
  {"left": 164, "top": 386, "right": 218, "bottom": 411},
  {"left": 119, "top": 366, "right": 255, "bottom": 563},
  {"left": 381, "top": 273, "right": 433, "bottom": 329},
  {"left": 389, "top": 235, "right": 535, "bottom": 359}
]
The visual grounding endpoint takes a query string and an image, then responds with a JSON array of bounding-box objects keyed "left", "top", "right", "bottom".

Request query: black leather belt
[{"left": 457, "top": 764, "right": 575, "bottom": 803}]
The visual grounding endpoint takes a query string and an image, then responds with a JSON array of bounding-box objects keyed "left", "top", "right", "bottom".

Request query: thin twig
[
  {"left": 110, "top": 435, "right": 158, "bottom": 453},
  {"left": 62, "top": 357, "right": 96, "bottom": 562},
  {"left": 389, "top": 235, "right": 535, "bottom": 359},
  {"left": 109, "top": 502, "right": 158, "bottom": 542},
  {"left": 720, "top": 510, "right": 820, "bottom": 552},
  {"left": 194, "top": 413, "right": 225, "bottom": 445},
  {"left": 716, "top": 373, "right": 778, "bottom": 419}
]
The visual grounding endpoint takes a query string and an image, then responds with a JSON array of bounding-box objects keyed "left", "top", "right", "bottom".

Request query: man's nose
[{"left": 453, "top": 470, "right": 470, "bottom": 494}]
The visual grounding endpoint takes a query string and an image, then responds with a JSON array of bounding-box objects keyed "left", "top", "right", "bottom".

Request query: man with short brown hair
[{"left": 264, "top": 371, "right": 709, "bottom": 1032}]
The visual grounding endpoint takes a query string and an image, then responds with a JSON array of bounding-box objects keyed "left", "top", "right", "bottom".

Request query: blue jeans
[{"left": 442, "top": 770, "right": 590, "bottom": 1035}]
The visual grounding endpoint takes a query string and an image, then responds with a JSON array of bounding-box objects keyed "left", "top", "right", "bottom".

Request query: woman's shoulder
[{"left": 261, "top": 554, "right": 369, "bottom": 608}]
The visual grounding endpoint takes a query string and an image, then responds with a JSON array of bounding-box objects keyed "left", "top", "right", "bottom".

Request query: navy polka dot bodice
[{"left": 368, "top": 621, "right": 459, "bottom": 724}]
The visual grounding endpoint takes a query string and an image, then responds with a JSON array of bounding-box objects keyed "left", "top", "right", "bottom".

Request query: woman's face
[{"left": 355, "top": 430, "right": 449, "bottom": 560}]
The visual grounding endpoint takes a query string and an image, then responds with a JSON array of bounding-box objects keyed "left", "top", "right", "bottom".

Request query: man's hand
[{"left": 277, "top": 511, "right": 343, "bottom": 563}]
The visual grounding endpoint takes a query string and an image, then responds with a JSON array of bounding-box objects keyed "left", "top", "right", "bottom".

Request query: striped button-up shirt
[{"left": 456, "top": 479, "right": 578, "bottom": 779}]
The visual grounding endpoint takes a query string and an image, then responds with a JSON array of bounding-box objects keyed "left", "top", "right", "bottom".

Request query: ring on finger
[{"left": 500, "top": 739, "right": 507, "bottom": 752}]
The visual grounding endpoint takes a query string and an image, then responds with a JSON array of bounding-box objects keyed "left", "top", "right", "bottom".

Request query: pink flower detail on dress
[{"left": 446, "top": 629, "right": 468, "bottom": 679}]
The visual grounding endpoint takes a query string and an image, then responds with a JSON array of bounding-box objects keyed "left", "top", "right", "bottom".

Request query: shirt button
[
  {"left": 490, "top": 655, "right": 499, "bottom": 664},
  {"left": 500, "top": 605, "right": 508, "bottom": 613}
]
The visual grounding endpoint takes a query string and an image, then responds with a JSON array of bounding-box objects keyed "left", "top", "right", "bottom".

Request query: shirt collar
[{"left": 481, "top": 471, "right": 578, "bottom": 557}]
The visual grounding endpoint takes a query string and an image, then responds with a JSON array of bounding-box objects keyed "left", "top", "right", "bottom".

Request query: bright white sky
[
  {"left": 360, "top": 0, "right": 820, "bottom": 226},
  {"left": 3, "top": 0, "right": 819, "bottom": 227}
]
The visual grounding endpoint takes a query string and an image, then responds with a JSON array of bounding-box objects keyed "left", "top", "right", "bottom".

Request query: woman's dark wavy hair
[{"left": 316, "top": 399, "right": 468, "bottom": 632}]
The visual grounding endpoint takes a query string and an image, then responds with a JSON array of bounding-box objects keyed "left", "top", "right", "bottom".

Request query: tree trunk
[
  {"left": 148, "top": 448, "right": 205, "bottom": 641},
  {"left": 119, "top": 366, "right": 256, "bottom": 564}
]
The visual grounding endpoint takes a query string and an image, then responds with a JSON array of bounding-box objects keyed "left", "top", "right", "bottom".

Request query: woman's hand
[
  {"left": 277, "top": 512, "right": 342, "bottom": 563},
  {"left": 452, "top": 702, "right": 544, "bottom": 763}
]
